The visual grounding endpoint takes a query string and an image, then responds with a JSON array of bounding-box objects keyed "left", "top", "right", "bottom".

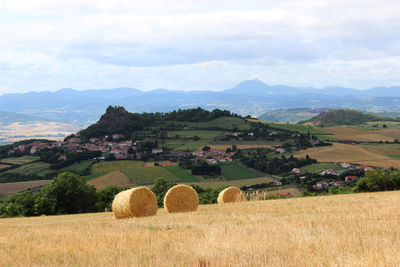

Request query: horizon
[{"left": 1, "top": 1, "right": 400, "bottom": 94}]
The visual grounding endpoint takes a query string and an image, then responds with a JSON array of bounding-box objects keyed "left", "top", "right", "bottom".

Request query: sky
[{"left": 0, "top": 0, "right": 400, "bottom": 93}]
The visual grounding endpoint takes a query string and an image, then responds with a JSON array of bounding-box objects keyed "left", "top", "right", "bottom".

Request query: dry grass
[
  {"left": 164, "top": 185, "right": 199, "bottom": 213},
  {"left": 0, "top": 164, "right": 11, "bottom": 170},
  {"left": 1, "top": 191, "right": 400, "bottom": 266},
  {"left": 184, "top": 176, "right": 276, "bottom": 188},
  {"left": 325, "top": 127, "right": 400, "bottom": 142},
  {"left": 0, "top": 180, "right": 52, "bottom": 194},
  {"left": 144, "top": 161, "right": 178, "bottom": 167},
  {"left": 295, "top": 143, "right": 400, "bottom": 168},
  {"left": 87, "top": 171, "right": 134, "bottom": 190}
]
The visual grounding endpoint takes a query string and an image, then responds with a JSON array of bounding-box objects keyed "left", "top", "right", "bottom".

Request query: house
[
  {"left": 206, "top": 159, "right": 218, "bottom": 164},
  {"left": 320, "top": 169, "right": 340, "bottom": 176},
  {"left": 275, "top": 148, "right": 285, "bottom": 153},
  {"left": 340, "top": 162, "right": 351, "bottom": 168},
  {"left": 334, "top": 181, "right": 345, "bottom": 187},
  {"left": 68, "top": 137, "right": 80, "bottom": 143},
  {"left": 232, "top": 132, "right": 241, "bottom": 137},
  {"left": 300, "top": 176, "right": 306, "bottom": 180},
  {"left": 315, "top": 181, "right": 329, "bottom": 189},
  {"left": 112, "top": 133, "right": 125, "bottom": 140},
  {"left": 273, "top": 181, "right": 282, "bottom": 186},
  {"left": 357, "top": 165, "right": 376, "bottom": 172},
  {"left": 58, "top": 155, "right": 67, "bottom": 161},
  {"left": 248, "top": 132, "right": 254, "bottom": 137},
  {"left": 345, "top": 176, "right": 359, "bottom": 182},
  {"left": 291, "top": 168, "right": 301, "bottom": 174},
  {"left": 152, "top": 148, "right": 163, "bottom": 154}
]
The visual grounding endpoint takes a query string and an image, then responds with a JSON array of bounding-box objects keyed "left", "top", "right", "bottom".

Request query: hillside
[
  {"left": 301, "top": 109, "right": 396, "bottom": 126},
  {"left": 1, "top": 191, "right": 399, "bottom": 265},
  {"left": 258, "top": 108, "right": 330, "bottom": 123}
]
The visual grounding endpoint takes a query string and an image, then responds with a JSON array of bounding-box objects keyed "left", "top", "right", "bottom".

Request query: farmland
[
  {"left": 0, "top": 164, "right": 11, "bottom": 170},
  {"left": 0, "top": 156, "right": 39, "bottom": 165},
  {"left": 186, "top": 116, "right": 250, "bottom": 130},
  {"left": 0, "top": 180, "right": 52, "bottom": 194},
  {"left": 295, "top": 143, "right": 400, "bottom": 168},
  {"left": 62, "top": 160, "right": 94, "bottom": 173},
  {"left": 1, "top": 191, "right": 400, "bottom": 266},
  {"left": 220, "top": 163, "right": 264, "bottom": 180},
  {"left": 121, "top": 166, "right": 180, "bottom": 185},
  {"left": 300, "top": 163, "right": 343, "bottom": 173},
  {"left": 91, "top": 160, "right": 143, "bottom": 174},
  {"left": 163, "top": 166, "right": 199, "bottom": 182},
  {"left": 324, "top": 126, "right": 400, "bottom": 142},
  {"left": 2, "top": 162, "right": 51, "bottom": 176},
  {"left": 87, "top": 171, "right": 133, "bottom": 190}
]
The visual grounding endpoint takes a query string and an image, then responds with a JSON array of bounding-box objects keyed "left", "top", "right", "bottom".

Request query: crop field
[
  {"left": 167, "top": 130, "right": 222, "bottom": 139},
  {"left": 62, "top": 160, "right": 94, "bottom": 173},
  {"left": 186, "top": 117, "right": 249, "bottom": 130},
  {"left": 256, "top": 120, "right": 331, "bottom": 134},
  {"left": 210, "top": 143, "right": 274, "bottom": 150},
  {"left": 295, "top": 143, "right": 400, "bottom": 168},
  {"left": 2, "top": 162, "right": 51, "bottom": 176},
  {"left": 91, "top": 161, "right": 144, "bottom": 174},
  {"left": 0, "top": 156, "right": 39, "bottom": 165},
  {"left": 324, "top": 126, "right": 400, "bottom": 142},
  {"left": 163, "top": 139, "right": 207, "bottom": 151},
  {"left": 220, "top": 163, "right": 264, "bottom": 180},
  {"left": 121, "top": 166, "right": 180, "bottom": 185},
  {"left": 87, "top": 171, "right": 133, "bottom": 190},
  {"left": 163, "top": 166, "right": 199, "bottom": 182},
  {"left": 2, "top": 191, "right": 400, "bottom": 266},
  {"left": 300, "top": 163, "right": 343, "bottom": 173},
  {"left": 0, "top": 180, "right": 52, "bottom": 194},
  {"left": 0, "top": 164, "right": 11, "bottom": 170}
]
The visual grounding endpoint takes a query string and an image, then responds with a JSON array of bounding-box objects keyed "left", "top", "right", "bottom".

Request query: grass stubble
[{"left": 0, "top": 191, "right": 400, "bottom": 266}]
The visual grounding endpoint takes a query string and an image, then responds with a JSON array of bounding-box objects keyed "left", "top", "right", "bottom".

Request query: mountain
[
  {"left": 2, "top": 79, "right": 400, "bottom": 125},
  {"left": 301, "top": 109, "right": 397, "bottom": 127},
  {"left": 0, "top": 111, "right": 50, "bottom": 125},
  {"left": 258, "top": 108, "right": 330, "bottom": 123}
]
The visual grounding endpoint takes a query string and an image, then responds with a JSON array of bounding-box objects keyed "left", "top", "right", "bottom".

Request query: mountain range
[{"left": 1, "top": 79, "right": 400, "bottom": 125}]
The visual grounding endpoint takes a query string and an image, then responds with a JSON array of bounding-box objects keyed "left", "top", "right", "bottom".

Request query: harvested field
[
  {"left": 2, "top": 162, "right": 51, "bottom": 176},
  {"left": 163, "top": 166, "right": 199, "bottom": 182},
  {"left": 144, "top": 161, "right": 178, "bottom": 167},
  {"left": 91, "top": 161, "right": 143, "bottom": 174},
  {"left": 261, "top": 187, "right": 301, "bottom": 197},
  {"left": 325, "top": 127, "right": 400, "bottom": 142},
  {"left": 87, "top": 171, "right": 133, "bottom": 190},
  {"left": 295, "top": 143, "right": 400, "bottom": 168},
  {"left": 2, "top": 191, "right": 400, "bottom": 265},
  {"left": 0, "top": 180, "right": 52, "bottom": 194}
]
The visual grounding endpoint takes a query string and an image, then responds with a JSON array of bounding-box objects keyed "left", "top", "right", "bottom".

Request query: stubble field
[{"left": 1, "top": 191, "right": 400, "bottom": 266}]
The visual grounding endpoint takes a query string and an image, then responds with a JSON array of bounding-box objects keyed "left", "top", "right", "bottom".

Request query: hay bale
[
  {"left": 217, "top": 187, "right": 247, "bottom": 204},
  {"left": 164, "top": 185, "right": 199, "bottom": 213},
  {"left": 112, "top": 187, "right": 158, "bottom": 219}
]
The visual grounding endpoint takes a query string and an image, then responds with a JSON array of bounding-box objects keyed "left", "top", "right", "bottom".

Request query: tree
[
  {"left": 96, "top": 186, "right": 125, "bottom": 211},
  {"left": 202, "top": 145, "right": 211, "bottom": 151},
  {"left": 151, "top": 178, "right": 177, "bottom": 207},
  {"left": 36, "top": 172, "right": 97, "bottom": 215}
]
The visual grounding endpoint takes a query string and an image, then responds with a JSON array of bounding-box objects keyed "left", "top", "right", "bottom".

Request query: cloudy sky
[{"left": 0, "top": 0, "right": 400, "bottom": 93}]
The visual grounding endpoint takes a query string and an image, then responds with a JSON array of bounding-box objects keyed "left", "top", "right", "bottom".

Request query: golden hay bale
[
  {"left": 164, "top": 185, "right": 199, "bottom": 213},
  {"left": 217, "top": 187, "right": 247, "bottom": 204},
  {"left": 112, "top": 187, "right": 158, "bottom": 219}
]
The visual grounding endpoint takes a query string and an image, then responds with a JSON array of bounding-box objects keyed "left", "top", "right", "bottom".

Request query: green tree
[
  {"left": 96, "top": 186, "right": 124, "bottom": 211},
  {"left": 151, "top": 178, "right": 177, "bottom": 207}
]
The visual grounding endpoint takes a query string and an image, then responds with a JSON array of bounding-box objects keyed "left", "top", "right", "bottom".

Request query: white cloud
[{"left": 0, "top": 0, "right": 400, "bottom": 93}]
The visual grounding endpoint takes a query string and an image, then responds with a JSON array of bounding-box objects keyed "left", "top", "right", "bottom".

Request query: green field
[
  {"left": 0, "top": 194, "right": 8, "bottom": 202},
  {"left": 162, "top": 139, "right": 207, "bottom": 151},
  {"left": 186, "top": 117, "right": 250, "bottom": 130},
  {"left": 0, "top": 156, "right": 40, "bottom": 165},
  {"left": 121, "top": 166, "right": 180, "bottom": 185},
  {"left": 267, "top": 122, "right": 331, "bottom": 135},
  {"left": 82, "top": 172, "right": 107, "bottom": 182},
  {"left": 167, "top": 130, "right": 222, "bottom": 139},
  {"left": 2, "top": 162, "right": 51, "bottom": 176},
  {"left": 163, "top": 166, "right": 200, "bottom": 182},
  {"left": 63, "top": 160, "right": 94, "bottom": 173},
  {"left": 91, "top": 161, "right": 144, "bottom": 174},
  {"left": 300, "top": 163, "right": 342, "bottom": 172},
  {"left": 220, "top": 163, "right": 264, "bottom": 180}
]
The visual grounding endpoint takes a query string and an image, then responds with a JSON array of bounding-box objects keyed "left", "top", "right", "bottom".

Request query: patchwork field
[
  {"left": 187, "top": 117, "right": 250, "bottom": 130},
  {"left": 0, "top": 156, "right": 39, "bottom": 165},
  {"left": 0, "top": 164, "right": 11, "bottom": 170},
  {"left": 0, "top": 180, "right": 52, "bottom": 194},
  {"left": 121, "top": 166, "right": 180, "bottom": 185},
  {"left": 91, "top": 161, "right": 144, "bottom": 174},
  {"left": 300, "top": 163, "right": 343, "bottom": 172},
  {"left": 163, "top": 166, "right": 199, "bottom": 182},
  {"left": 220, "top": 163, "right": 264, "bottom": 180},
  {"left": 210, "top": 144, "right": 274, "bottom": 150},
  {"left": 87, "top": 171, "right": 133, "bottom": 190},
  {"left": 295, "top": 143, "right": 400, "bottom": 168},
  {"left": 1, "top": 191, "right": 400, "bottom": 266}
]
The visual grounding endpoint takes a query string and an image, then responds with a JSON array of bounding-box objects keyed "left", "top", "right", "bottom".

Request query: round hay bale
[
  {"left": 217, "top": 187, "right": 247, "bottom": 204},
  {"left": 112, "top": 187, "right": 158, "bottom": 219},
  {"left": 164, "top": 185, "right": 199, "bottom": 213}
]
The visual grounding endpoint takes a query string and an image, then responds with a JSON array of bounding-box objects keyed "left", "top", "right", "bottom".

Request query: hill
[
  {"left": 3, "top": 80, "right": 400, "bottom": 124},
  {"left": 258, "top": 108, "right": 330, "bottom": 123},
  {"left": 301, "top": 109, "right": 397, "bottom": 127},
  {"left": 1, "top": 191, "right": 399, "bottom": 265}
]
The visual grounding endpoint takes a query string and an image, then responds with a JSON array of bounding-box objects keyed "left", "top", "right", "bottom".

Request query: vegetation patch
[
  {"left": 163, "top": 166, "right": 200, "bottom": 182},
  {"left": 121, "top": 166, "right": 180, "bottom": 185},
  {"left": 300, "top": 163, "right": 342, "bottom": 173},
  {"left": 2, "top": 162, "right": 51, "bottom": 176},
  {"left": 220, "top": 163, "right": 263, "bottom": 180},
  {"left": 0, "top": 156, "right": 40, "bottom": 165},
  {"left": 91, "top": 160, "right": 143, "bottom": 174},
  {"left": 87, "top": 171, "right": 133, "bottom": 190},
  {"left": 0, "top": 180, "right": 52, "bottom": 194}
]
